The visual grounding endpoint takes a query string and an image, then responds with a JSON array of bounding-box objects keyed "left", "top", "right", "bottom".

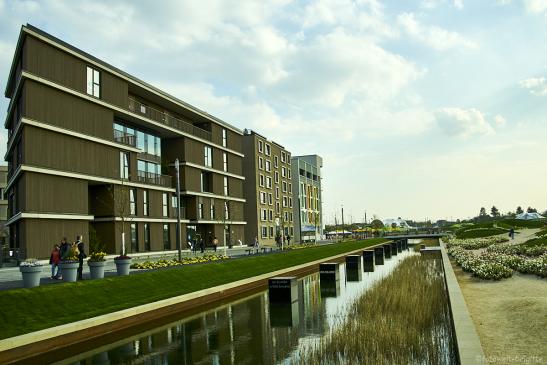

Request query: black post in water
[
  {"left": 362, "top": 250, "right": 374, "bottom": 272},
  {"left": 345, "top": 255, "right": 362, "bottom": 282},
  {"left": 320, "top": 263, "right": 340, "bottom": 297},
  {"left": 397, "top": 240, "right": 402, "bottom": 253},
  {"left": 383, "top": 244, "right": 392, "bottom": 259},
  {"left": 404, "top": 238, "right": 409, "bottom": 250},
  {"left": 391, "top": 241, "right": 398, "bottom": 256},
  {"left": 269, "top": 277, "right": 298, "bottom": 304},
  {"left": 374, "top": 247, "right": 384, "bottom": 265}
]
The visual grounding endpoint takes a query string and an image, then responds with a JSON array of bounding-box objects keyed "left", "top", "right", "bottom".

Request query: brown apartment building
[
  {"left": 242, "top": 130, "right": 294, "bottom": 246},
  {"left": 4, "top": 24, "right": 246, "bottom": 258}
]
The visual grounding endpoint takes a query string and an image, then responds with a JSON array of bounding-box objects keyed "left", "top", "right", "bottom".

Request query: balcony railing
[
  {"left": 128, "top": 97, "right": 212, "bottom": 141},
  {"left": 113, "top": 129, "right": 136, "bottom": 147},
  {"left": 137, "top": 171, "right": 172, "bottom": 188}
]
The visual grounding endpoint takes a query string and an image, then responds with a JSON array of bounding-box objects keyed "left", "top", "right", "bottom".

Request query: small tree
[
  {"left": 491, "top": 206, "right": 500, "bottom": 217},
  {"left": 479, "top": 207, "right": 487, "bottom": 217},
  {"left": 516, "top": 206, "right": 524, "bottom": 215},
  {"left": 527, "top": 207, "right": 537, "bottom": 213},
  {"left": 371, "top": 219, "right": 384, "bottom": 229}
]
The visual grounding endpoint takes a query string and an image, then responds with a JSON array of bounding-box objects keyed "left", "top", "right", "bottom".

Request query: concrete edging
[
  {"left": 439, "top": 239, "right": 485, "bottom": 365},
  {"left": 0, "top": 241, "right": 387, "bottom": 364}
]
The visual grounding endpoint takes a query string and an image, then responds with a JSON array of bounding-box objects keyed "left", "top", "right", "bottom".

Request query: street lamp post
[{"left": 175, "top": 158, "right": 182, "bottom": 261}]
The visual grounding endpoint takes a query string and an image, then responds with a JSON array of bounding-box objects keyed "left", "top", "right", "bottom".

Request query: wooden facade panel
[
  {"left": 227, "top": 153, "right": 242, "bottom": 176},
  {"left": 23, "top": 172, "right": 88, "bottom": 214},
  {"left": 25, "top": 36, "right": 128, "bottom": 109},
  {"left": 210, "top": 124, "right": 242, "bottom": 153},
  {"left": 22, "top": 218, "right": 89, "bottom": 259},
  {"left": 23, "top": 126, "right": 119, "bottom": 179},
  {"left": 182, "top": 166, "right": 200, "bottom": 192},
  {"left": 184, "top": 139, "right": 204, "bottom": 165}
]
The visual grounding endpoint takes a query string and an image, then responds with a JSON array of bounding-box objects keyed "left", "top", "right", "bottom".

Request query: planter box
[
  {"left": 59, "top": 262, "right": 79, "bottom": 282},
  {"left": 88, "top": 260, "right": 106, "bottom": 279},
  {"left": 19, "top": 266, "right": 42, "bottom": 288},
  {"left": 115, "top": 259, "right": 132, "bottom": 276}
]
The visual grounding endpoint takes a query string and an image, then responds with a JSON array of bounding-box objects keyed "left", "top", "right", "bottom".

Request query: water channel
[{"left": 53, "top": 249, "right": 429, "bottom": 365}]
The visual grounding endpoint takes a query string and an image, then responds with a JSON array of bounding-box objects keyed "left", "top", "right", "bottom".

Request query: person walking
[
  {"left": 213, "top": 236, "right": 218, "bottom": 252},
  {"left": 286, "top": 235, "right": 291, "bottom": 246},
  {"left": 49, "top": 244, "right": 61, "bottom": 279},
  {"left": 200, "top": 237, "right": 205, "bottom": 253},
  {"left": 510, "top": 227, "right": 515, "bottom": 240},
  {"left": 254, "top": 236, "right": 259, "bottom": 253},
  {"left": 75, "top": 235, "right": 87, "bottom": 280}
]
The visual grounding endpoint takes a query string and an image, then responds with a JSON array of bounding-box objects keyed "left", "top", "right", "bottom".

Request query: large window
[
  {"left": 201, "top": 172, "right": 212, "bottom": 193},
  {"left": 130, "top": 188, "right": 136, "bottom": 215},
  {"left": 204, "top": 146, "right": 212, "bottom": 167},
  {"left": 86, "top": 66, "right": 100, "bottom": 98},
  {"left": 135, "top": 130, "right": 161, "bottom": 156},
  {"left": 210, "top": 200, "right": 215, "bottom": 219},
  {"left": 223, "top": 176, "right": 229, "bottom": 196},
  {"left": 198, "top": 199, "right": 204, "bottom": 219},
  {"left": 265, "top": 144, "right": 271, "bottom": 156},
  {"left": 261, "top": 226, "right": 268, "bottom": 238},
  {"left": 137, "top": 160, "right": 161, "bottom": 184},
  {"left": 223, "top": 152, "right": 228, "bottom": 172},
  {"left": 163, "top": 224, "right": 170, "bottom": 250},
  {"left": 265, "top": 160, "right": 271, "bottom": 172},
  {"left": 222, "top": 129, "right": 227, "bottom": 147},
  {"left": 261, "top": 208, "right": 267, "bottom": 221},
  {"left": 120, "top": 152, "right": 129, "bottom": 179},
  {"left": 266, "top": 176, "right": 272, "bottom": 189},
  {"left": 144, "top": 223, "right": 150, "bottom": 251},
  {"left": 224, "top": 202, "right": 229, "bottom": 220},
  {"left": 162, "top": 193, "right": 168, "bottom": 217},
  {"left": 131, "top": 223, "right": 138, "bottom": 252},
  {"left": 143, "top": 190, "right": 149, "bottom": 216}
]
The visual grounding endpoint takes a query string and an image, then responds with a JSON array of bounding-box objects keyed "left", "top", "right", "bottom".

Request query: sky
[{"left": 0, "top": 0, "right": 546, "bottom": 224}]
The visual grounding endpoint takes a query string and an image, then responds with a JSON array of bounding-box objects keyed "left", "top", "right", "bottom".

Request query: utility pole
[
  {"left": 175, "top": 158, "right": 182, "bottom": 261},
  {"left": 297, "top": 197, "right": 302, "bottom": 245},
  {"left": 341, "top": 205, "right": 345, "bottom": 240}
]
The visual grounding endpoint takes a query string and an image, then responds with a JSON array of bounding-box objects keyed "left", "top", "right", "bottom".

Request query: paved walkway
[{"left": 0, "top": 241, "right": 333, "bottom": 291}]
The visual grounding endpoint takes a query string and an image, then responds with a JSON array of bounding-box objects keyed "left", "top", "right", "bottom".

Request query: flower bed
[
  {"left": 131, "top": 255, "right": 230, "bottom": 270},
  {"left": 447, "top": 236, "right": 547, "bottom": 279}
]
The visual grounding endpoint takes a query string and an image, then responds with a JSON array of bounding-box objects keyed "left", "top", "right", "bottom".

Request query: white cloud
[
  {"left": 397, "top": 12, "right": 477, "bottom": 51},
  {"left": 454, "top": 0, "right": 464, "bottom": 9},
  {"left": 524, "top": 0, "right": 547, "bottom": 14},
  {"left": 494, "top": 115, "right": 507, "bottom": 126},
  {"left": 520, "top": 77, "right": 547, "bottom": 95},
  {"left": 435, "top": 108, "right": 499, "bottom": 138}
]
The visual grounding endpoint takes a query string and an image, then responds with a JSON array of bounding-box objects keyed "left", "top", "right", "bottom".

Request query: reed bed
[{"left": 297, "top": 256, "right": 456, "bottom": 365}]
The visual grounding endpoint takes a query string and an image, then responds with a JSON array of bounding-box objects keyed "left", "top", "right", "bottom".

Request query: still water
[{"left": 56, "top": 250, "right": 414, "bottom": 365}]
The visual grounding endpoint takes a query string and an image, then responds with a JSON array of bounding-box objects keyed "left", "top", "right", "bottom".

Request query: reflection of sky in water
[{"left": 53, "top": 248, "right": 417, "bottom": 365}]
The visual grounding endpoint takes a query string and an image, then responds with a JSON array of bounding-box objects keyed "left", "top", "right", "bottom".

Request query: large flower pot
[
  {"left": 59, "top": 262, "right": 79, "bottom": 282},
  {"left": 115, "top": 259, "right": 132, "bottom": 276},
  {"left": 88, "top": 261, "right": 106, "bottom": 279},
  {"left": 19, "top": 266, "right": 42, "bottom": 288}
]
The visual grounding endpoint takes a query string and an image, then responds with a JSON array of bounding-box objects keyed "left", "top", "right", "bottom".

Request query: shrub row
[{"left": 130, "top": 255, "right": 230, "bottom": 270}]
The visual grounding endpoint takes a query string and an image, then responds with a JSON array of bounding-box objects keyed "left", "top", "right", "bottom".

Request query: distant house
[
  {"left": 382, "top": 218, "right": 413, "bottom": 229},
  {"left": 516, "top": 212, "right": 545, "bottom": 220}
]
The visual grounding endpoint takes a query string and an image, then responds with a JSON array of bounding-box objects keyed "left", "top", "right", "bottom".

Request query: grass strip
[
  {"left": 455, "top": 227, "right": 508, "bottom": 239},
  {"left": 0, "top": 239, "right": 385, "bottom": 340}
]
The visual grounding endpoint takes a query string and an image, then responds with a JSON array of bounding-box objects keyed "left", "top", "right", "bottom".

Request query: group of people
[
  {"left": 49, "top": 236, "right": 87, "bottom": 280},
  {"left": 275, "top": 234, "right": 291, "bottom": 248}
]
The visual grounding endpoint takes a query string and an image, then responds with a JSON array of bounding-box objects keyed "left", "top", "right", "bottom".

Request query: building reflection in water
[{"left": 60, "top": 253, "right": 412, "bottom": 365}]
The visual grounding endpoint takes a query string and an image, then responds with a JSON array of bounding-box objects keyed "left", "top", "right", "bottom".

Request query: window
[
  {"left": 265, "top": 144, "right": 271, "bottom": 156},
  {"left": 274, "top": 171, "right": 279, "bottom": 183},
  {"left": 261, "top": 226, "right": 268, "bottom": 238},
  {"left": 284, "top": 211, "right": 289, "bottom": 222},
  {"left": 223, "top": 152, "right": 228, "bottom": 172},
  {"left": 130, "top": 189, "right": 136, "bottom": 215},
  {"left": 283, "top": 196, "right": 287, "bottom": 207},
  {"left": 120, "top": 152, "right": 129, "bottom": 179},
  {"left": 162, "top": 193, "right": 168, "bottom": 217},
  {"left": 282, "top": 181, "right": 287, "bottom": 193},
  {"left": 289, "top": 197, "right": 293, "bottom": 208},
  {"left": 275, "top": 187, "right": 279, "bottom": 200},
  {"left": 172, "top": 195, "right": 178, "bottom": 208},
  {"left": 86, "top": 66, "right": 100, "bottom": 98},
  {"left": 222, "top": 129, "right": 227, "bottom": 147},
  {"left": 276, "top": 202, "right": 280, "bottom": 214},
  {"left": 163, "top": 224, "right": 170, "bottom": 250},
  {"left": 265, "top": 160, "right": 271, "bottom": 172},
  {"left": 269, "top": 226, "right": 274, "bottom": 238},
  {"left": 266, "top": 176, "right": 272, "bottom": 189},
  {"left": 144, "top": 223, "right": 150, "bottom": 251},
  {"left": 268, "top": 193, "right": 273, "bottom": 205},
  {"left": 281, "top": 152, "right": 286, "bottom": 163},
  {"left": 223, "top": 176, "right": 229, "bottom": 196},
  {"left": 261, "top": 209, "right": 267, "bottom": 221},
  {"left": 204, "top": 146, "right": 212, "bottom": 167},
  {"left": 224, "top": 202, "right": 230, "bottom": 219},
  {"left": 259, "top": 174, "right": 265, "bottom": 187},
  {"left": 287, "top": 154, "right": 291, "bottom": 164},
  {"left": 210, "top": 200, "right": 215, "bottom": 219},
  {"left": 198, "top": 200, "right": 204, "bottom": 219},
  {"left": 268, "top": 210, "right": 273, "bottom": 221},
  {"left": 131, "top": 223, "right": 138, "bottom": 252},
  {"left": 290, "top": 213, "right": 293, "bottom": 222},
  {"left": 258, "top": 140, "right": 263, "bottom": 153},
  {"left": 288, "top": 183, "right": 292, "bottom": 194},
  {"left": 282, "top": 167, "right": 286, "bottom": 178},
  {"left": 258, "top": 157, "right": 264, "bottom": 170},
  {"left": 201, "top": 172, "right": 212, "bottom": 192},
  {"left": 288, "top": 169, "right": 291, "bottom": 179},
  {"left": 274, "top": 156, "right": 278, "bottom": 168},
  {"left": 143, "top": 191, "right": 149, "bottom": 216},
  {"left": 259, "top": 191, "right": 267, "bottom": 204}
]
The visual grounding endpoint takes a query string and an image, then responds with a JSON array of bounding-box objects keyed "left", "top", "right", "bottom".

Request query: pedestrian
[
  {"left": 59, "top": 237, "right": 70, "bottom": 261},
  {"left": 213, "top": 236, "right": 218, "bottom": 252},
  {"left": 75, "top": 235, "right": 87, "bottom": 280},
  {"left": 49, "top": 244, "right": 61, "bottom": 279},
  {"left": 286, "top": 235, "right": 291, "bottom": 245},
  {"left": 200, "top": 237, "right": 205, "bottom": 253},
  {"left": 254, "top": 236, "right": 259, "bottom": 253},
  {"left": 510, "top": 227, "right": 515, "bottom": 240}
]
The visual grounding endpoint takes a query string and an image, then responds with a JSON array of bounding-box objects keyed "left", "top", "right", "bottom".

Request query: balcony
[
  {"left": 128, "top": 97, "right": 212, "bottom": 141},
  {"left": 137, "top": 171, "right": 172, "bottom": 188},
  {"left": 113, "top": 129, "right": 136, "bottom": 147}
]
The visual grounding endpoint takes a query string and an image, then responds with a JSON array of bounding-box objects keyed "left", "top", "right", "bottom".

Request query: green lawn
[
  {"left": 0, "top": 239, "right": 385, "bottom": 340},
  {"left": 454, "top": 227, "right": 508, "bottom": 239}
]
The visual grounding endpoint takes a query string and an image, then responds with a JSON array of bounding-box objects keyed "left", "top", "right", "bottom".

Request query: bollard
[
  {"left": 346, "top": 255, "right": 362, "bottom": 282},
  {"left": 397, "top": 240, "right": 402, "bottom": 253},
  {"left": 383, "top": 244, "right": 392, "bottom": 259},
  {"left": 320, "top": 262, "right": 340, "bottom": 281},
  {"left": 362, "top": 250, "right": 375, "bottom": 272},
  {"left": 374, "top": 247, "right": 384, "bottom": 265},
  {"left": 269, "top": 277, "right": 298, "bottom": 304},
  {"left": 391, "top": 241, "right": 398, "bottom": 256}
]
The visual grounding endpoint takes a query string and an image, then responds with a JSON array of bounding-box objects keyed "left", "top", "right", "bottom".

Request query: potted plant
[
  {"left": 59, "top": 245, "right": 80, "bottom": 282},
  {"left": 114, "top": 254, "right": 132, "bottom": 276},
  {"left": 19, "top": 259, "right": 43, "bottom": 288},
  {"left": 88, "top": 251, "right": 107, "bottom": 279}
]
